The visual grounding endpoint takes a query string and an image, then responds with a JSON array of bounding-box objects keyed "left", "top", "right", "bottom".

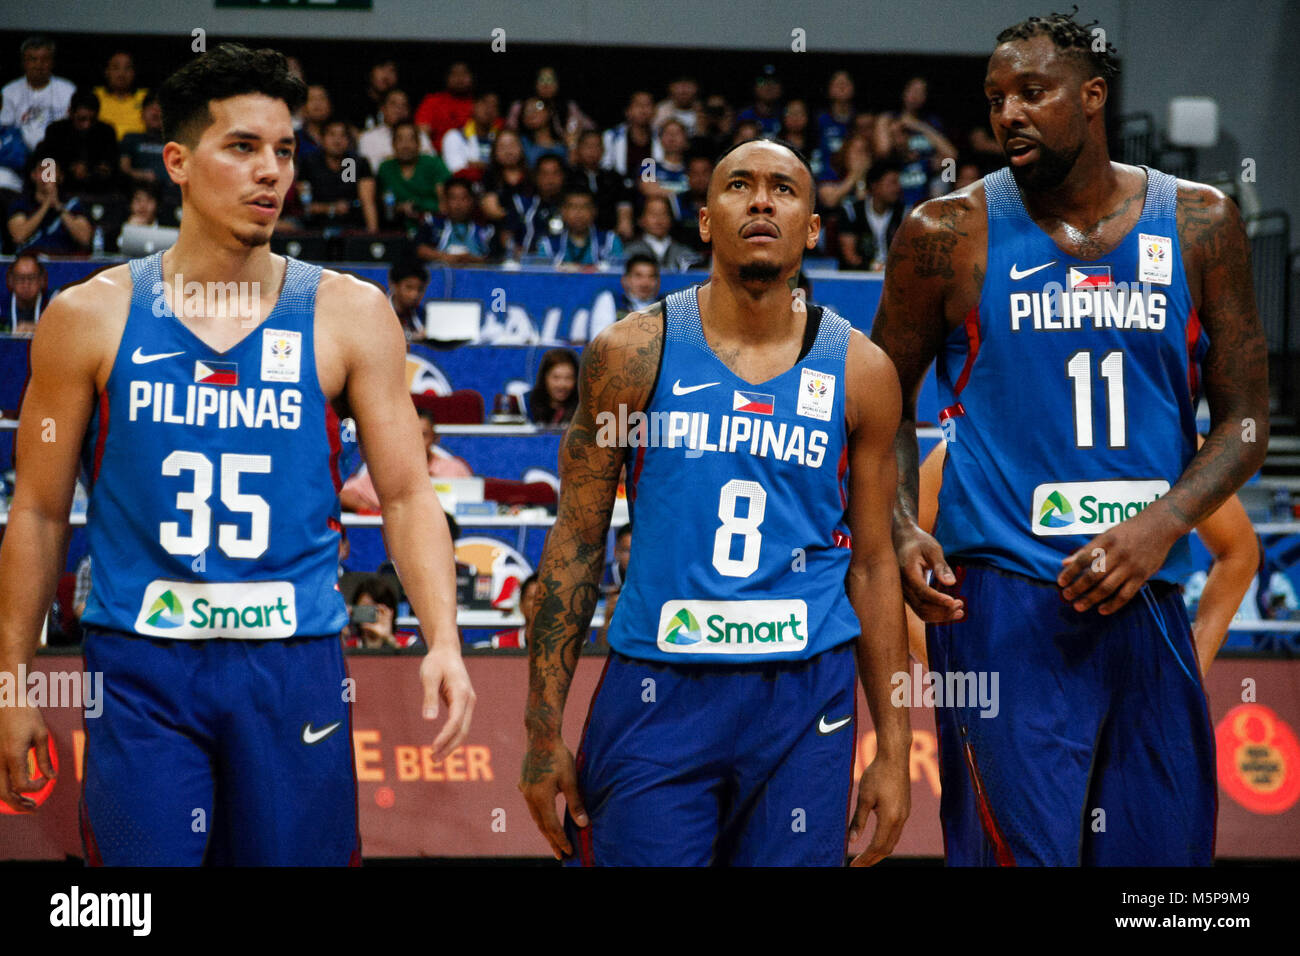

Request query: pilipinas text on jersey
[
  {"left": 78, "top": 253, "right": 348, "bottom": 638},
  {"left": 932, "top": 167, "right": 1206, "bottom": 583},
  {"left": 604, "top": 287, "right": 860, "bottom": 664}
]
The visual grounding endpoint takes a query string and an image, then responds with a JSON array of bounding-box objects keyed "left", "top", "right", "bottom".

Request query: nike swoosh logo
[
  {"left": 301, "top": 721, "right": 342, "bottom": 745},
  {"left": 1009, "top": 261, "right": 1056, "bottom": 280},
  {"left": 672, "top": 379, "right": 720, "bottom": 396},
  {"left": 132, "top": 347, "right": 184, "bottom": 364},
  {"left": 817, "top": 714, "right": 853, "bottom": 735}
]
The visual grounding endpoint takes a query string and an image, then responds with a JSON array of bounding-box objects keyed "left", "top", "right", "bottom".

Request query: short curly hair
[
  {"left": 995, "top": 7, "right": 1120, "bottom": 84},
  {"left": 158, "top": 43, "right": 306, "bottom": 145}
]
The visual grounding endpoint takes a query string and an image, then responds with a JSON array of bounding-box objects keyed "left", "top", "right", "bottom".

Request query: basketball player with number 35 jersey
[
  {"left": 0, "top": 45, "right": 474, "bottom": 862},
  {"left": 873, "top": 12, "right": 1269, "bottom": 865},
  {"left": 521, "top": 139, "right": 912, "bottom": 866}
]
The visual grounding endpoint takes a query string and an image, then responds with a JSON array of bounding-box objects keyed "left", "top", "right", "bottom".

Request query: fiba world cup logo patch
[
  {"left": 796, "top": 367, "right": 835, "bottom": 421},
  {"left": 1216, "top": 703, "right": 1300, "bottom": 814},
  {"left": 261, "top": 327, "right": 302, "bottom": 383}
]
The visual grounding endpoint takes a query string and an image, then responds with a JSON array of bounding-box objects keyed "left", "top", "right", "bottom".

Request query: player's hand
[
  {"left": 1057, "top": 511, "right": 1179, "bottom": 615},
  {"left": 849, "top": 751, "right": 910, "bottom": 866},
  {"left": 419, "top": 642, "right": 475, "bottom": 760},
  {"left": 0, "top": 705, "right": 56, "bottom": 813},
  {"left": 894, "top": 523, "right": 964, "bottom": 623},
  {"left": 519, "top": 733, "right": 587, "bottom": 861}
]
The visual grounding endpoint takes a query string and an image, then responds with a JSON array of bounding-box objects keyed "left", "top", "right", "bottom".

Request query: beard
[
  {"left": 737, "top": 260, "right": 782, "bottom": 283},
  {"left": 1008, "top": 139, "right": 1084, "bottom": 192}
]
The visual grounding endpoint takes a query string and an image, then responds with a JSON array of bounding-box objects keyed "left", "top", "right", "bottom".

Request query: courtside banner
[{"left": 2, "top": 654, "right": 1298, "bottom": 860}]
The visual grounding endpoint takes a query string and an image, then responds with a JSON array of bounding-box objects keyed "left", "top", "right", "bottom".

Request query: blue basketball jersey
[
  {"left": 933, "top": 167, "right": 1207, "bottom": 583},
  {"left": 606, "top": 286, "right": 859, "bottom": 663},
  {"left": 80, "top": 253, "right": 348, "bottom": 638}
]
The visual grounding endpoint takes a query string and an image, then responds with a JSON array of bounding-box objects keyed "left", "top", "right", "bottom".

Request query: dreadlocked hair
[{"left": 996, "top": 6, "right": 1120, "bottom": 83}]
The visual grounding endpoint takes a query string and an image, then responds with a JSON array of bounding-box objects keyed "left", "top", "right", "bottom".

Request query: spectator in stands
[
  {"left": 778, "top": 100, "right": 822, "bottom": 180},
  {"left": 440, "top": 91, "right": 501, "bottom": 182},
  {"left": 624, "top": 195, "right": 699, "bottom": 272},
  {"left": 692, "top": 93, "right": 733, "bottom": 158},
  {"left": 298, "top": 119, "right": 379, "bottom": 232},
  {"left": 340, "top": 405, "right": 473, "bottom": 513},
  {"left": 535, "top": 186, "right": 624, "bottom": 269},
  {"left": 602, "top": 91, "right": 661, "bottom": 180},
  {"left": 118, "top": 92, "right": 177, "bottom": 218},
  {"left": 486, "top": 573, "right": 539, "bottom": 649},
  {"left": 518, "top": 98, "right": 567, "bottom": 169},
  {"left": 669, "top": 154, "right": 711, "bottom": 253},
  {"left": 386, "top": 258, "right": 429, "bottom": 341},
  {"left": 612, "top": 523, "right": 632, "bottom": 586},
  {"left": 815, "top": 71, "right": 857, "bottom": 168},
  {"left": 818, "top": 132, "right": 873, "bottom": 210},
  {"left": 1, "top": 251, "right": 52, "bottom": 333},
  {"left": 415, "top": 61, "right": 476, "bottom": 149},
  {"left": 873, "top": 76, "right": 956, "bottom": 208},
  {"left": 377, "top": 119, "right": 450, "bottom": 228},
  {"left": 507, "top": 66, "right": 592, "bottom": 153},
  {"left": 479, "top": 130, "right": 533, "bottom": 258},
  {"left": 0, "top": 90, "right": 28, "bottom": 217},
  {"left": 642, "top": 118, "right": 688, "bottom": 198},
  {"left": 296, "top": 84, "right": 332, "bottom": 159},
  {"left": 520, "top": 153, "right": 567, "bottom": 254},
  {"left": 836, "top": 159, "right": 907, "bottom": 271},
  {"left": 654, "top": 77, "right": 701, "bottom": 138},
  {"left": 344, "top": 57, "right": 398, "bottom": 132},
  {"left": 358, "top": 88, "right": 433, "bottom": 175},
  {"left": 94, "top": 52, "right": 146, "bottom": 140},
  {"left": 731, "top": 119, "right": 761, "bottom": 146},
  {"left": 7, "top": 158, "right": 92, "bottom": 255},
  {"left": 344, "top": 575, "right": 420, "bottom": 650},
  {"left": 124, "top": 182, "right": 159, "bottom": 227},
  {"left": 40, "top": 89, "right": 121, "bottom": 197},
  {"left": 1, "top": 36, "right": 74, "bottom": 153},
  {"left": 617, "top": 253, "right": 660, "bottom": 319},
  {"left": 567, "top": 129, "right": 634, "bottom": 240},
  {"left": 736, "top": 65, "right": 783, "bottom": 138},
  {"left": 528, "top": 348, "right": 580, "bottom": 425},
  {"left": 414, "top": 177, "right": 496, "bottom": 265}
]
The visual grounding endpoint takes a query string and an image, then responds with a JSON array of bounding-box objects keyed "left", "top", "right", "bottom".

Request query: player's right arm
[
  {"left": 0, "top": 272, "right": 124, "bottom": 810},
  {"left": 518, "top": 306, "right": 663, "bottom": 860},
  {"left": 870, "top": 194, "right": 981, "bottom": 622}
]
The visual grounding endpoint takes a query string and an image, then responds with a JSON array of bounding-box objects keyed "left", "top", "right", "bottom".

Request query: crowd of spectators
[{"left": 0, "top": 34, "right": 1001, "bottom": 271}]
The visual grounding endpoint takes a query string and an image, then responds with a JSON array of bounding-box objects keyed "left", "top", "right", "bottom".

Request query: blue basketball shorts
[
  {"left": 927, "top": 562, "right": 1216, "bottom": 866},
  {"left": 80, "top": 628, "right": 361, "bottom": 866},
  {"left": 564, "top": 643, "right": 858, "bottom": 866}
]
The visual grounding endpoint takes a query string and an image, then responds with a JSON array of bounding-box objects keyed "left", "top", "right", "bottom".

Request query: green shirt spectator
[{"left": 376, "top": 121, "right": 451, "bottom": 227}]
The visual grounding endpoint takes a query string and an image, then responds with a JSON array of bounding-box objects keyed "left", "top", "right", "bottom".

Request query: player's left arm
[
  {"left": 1059, "top": 184, "right": 1269, "bottom": 613},
  {"left": 843, "top": 330, "right": 912, "bottom": 867},
  {"left": 326, "top": 273, "right": 474, "bottom": 756}
]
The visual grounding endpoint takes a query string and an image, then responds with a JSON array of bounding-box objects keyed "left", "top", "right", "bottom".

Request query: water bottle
[
  {"left": 1272, "top": 487, "right": 1293, "bottom": 522},
  {"left": 299, "top": 180, "right": 313, "bottom": 206},
  {"left": 383, "top": 191, "right": 396, "bottom": 224},
  {"left": 92, "top": 225, "right": 104, "bottom": 256}
]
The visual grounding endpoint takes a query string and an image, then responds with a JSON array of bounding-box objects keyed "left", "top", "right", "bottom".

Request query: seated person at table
[
  {"left": 616, "top": 253, "right": 659, "bottom": 319},
  {"left": 339, "top": 406, "right": 472, "bottom": 512},
  {"left": 482, "top": 573, "right": 539, "bottom": 649},
  {"left": 2, "top": 251, "right": 54, "bottom": 333},
  {"left": 343, "top": 575, "right": 422, "bottom": 650},
  {"left": 387, "top": 257, "right": 429, "bottom": 341},
  {"left": 7, "top": 157, "right": 92, "bottom": 255},
  {"left": 413, "top": 177, "right": 496, "bottom": 265},
  {"left": 526, "top": 347, "right": 579, "bottom": 426}
]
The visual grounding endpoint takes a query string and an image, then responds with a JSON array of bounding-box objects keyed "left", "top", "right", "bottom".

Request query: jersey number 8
[{"left": 713, "top": 478, "right": 767, "bottom": 577}]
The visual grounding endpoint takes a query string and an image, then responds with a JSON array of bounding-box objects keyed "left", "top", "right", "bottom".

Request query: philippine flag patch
[
  {"left": 1067, "top": 265, "right": 1113, "bottom": 289},
  {"left": 733, "top": 390, "right": 775, "bottom": 415},
  {"left": 194, "top": 360, "right": 238, "bottom": 386}
]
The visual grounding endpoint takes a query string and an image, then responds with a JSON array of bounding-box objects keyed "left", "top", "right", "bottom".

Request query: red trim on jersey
[
  {"left": 325, "top": 404, "right": 343, "bottom": 493},
  {"left": 951, "top": 306, "right": 982, "bottom": 397},
  {"left": 571, "top": 655, "right": 612, "bottom": 867},
  {"left": 628, "top": 444, "right": 647, "bottom": 503},
  {"left": 79, "top": 795, "right": 104, "bottom": 866},
  {"left": 938, "top": 403, "right": 965, "bottom": 423},
  {"left": 90, "top": 389, "right": 111, "bottom": 484},
  {"left": 962, "top": 740, "right": 1017, "bottom": 866},
  {"left": 1185, "top": 307, "right": 1203, "bottom": 401},
  {"left": 836, "top": 444, "right": 849, "bottom": 509}
]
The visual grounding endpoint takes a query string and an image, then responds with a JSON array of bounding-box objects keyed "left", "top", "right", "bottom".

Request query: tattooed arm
[
  {"left": 1059, "top": 184, "right": 1269, "bottom": 613},
  {"left": 869, "top": 191, "right": 982, "bottom": 622},
  {"left": 518, "top": 306, "right": 664, "bottom": 859}
]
